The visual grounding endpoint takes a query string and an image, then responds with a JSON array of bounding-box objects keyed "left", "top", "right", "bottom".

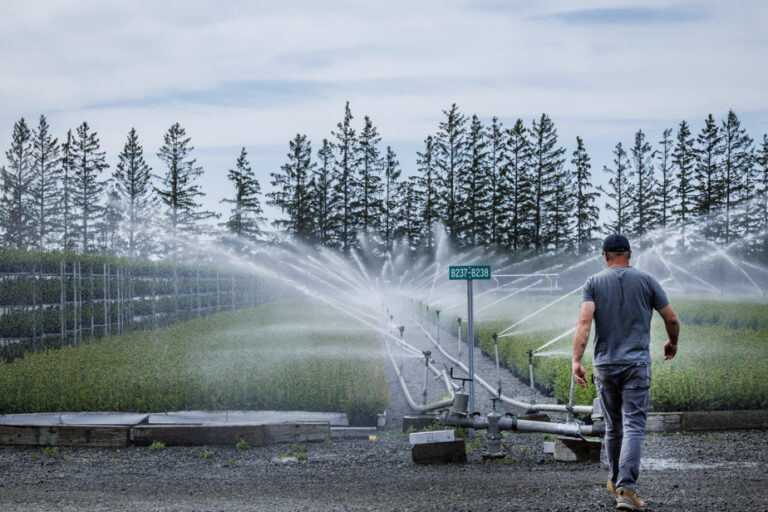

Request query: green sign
[{"left": 449, "top": 265, "right": 491, "bottom": 280}]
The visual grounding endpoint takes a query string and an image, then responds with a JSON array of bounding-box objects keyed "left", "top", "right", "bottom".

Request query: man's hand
[
  {"left": 664, "top": 340, "right": 678, "bottom": 360},
  {"left": 572, "top": 361, "right": 587, "bottom": 388}
]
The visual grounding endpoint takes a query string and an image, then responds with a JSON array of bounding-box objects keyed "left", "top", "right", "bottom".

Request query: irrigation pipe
[
  {"left": 418, "top": 324, "right": 593, "bottom": 415},
  {"left": 384, "top": 337, "right": 455, "bottom": 413}
]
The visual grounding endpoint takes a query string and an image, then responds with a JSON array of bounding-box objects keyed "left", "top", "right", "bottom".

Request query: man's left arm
[{"left": 572, "top": 300, "right": 595, "bottom": 388}]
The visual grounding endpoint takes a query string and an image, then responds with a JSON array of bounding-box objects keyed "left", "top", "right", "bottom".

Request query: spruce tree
[
  {"left": 720, "top": 110, "right": 753, "bottom": 243},
  {"left": 59, "top": 130, "right": 77, "bottom": 251},
  {"left": 630, "top": 129, "right": 658, "bottom": 236},
  {"left": 330, "top": 102, "right": 357, "bottom": 251},
  {"left": 314, "top": 139, "right": 336, "bottom": 247},
  {"left": 656, "top": 128, "right": 675, "bottom": 230},
  {"left": 756, "top": 134, "right": 768, "bottom": 252},
  {"left": 155, "top": 122, "right": 216, "bottom": 257},
  {"left": 354, "top": 115, "right": 383, "bottom": 234},
  {"left": 694, "top": 114, "right": 723, "bottom": 222},
  {"left": 435, "top": 103, "right": 467, "bottom": 243},
  {"left": 381, "top": 146, "right": 401, "bottom": 251},
  {"left": 114, "top": 128, "right": 155, "bottom": 258},
  {"left": 267, "top": 134, "right": 316, "bottom": 241},
  {"left": 671, "top": 120, "right": 696, "bottom": 243},
  {"left": 457, "top": 114, "right": 489, "bottom": 247},
  {"left": 99, "top": 186, "right": 123, "bottom": 255},
  {"left": 487, "top": 117, "right": 508, "bottom": 248},
  {"left": 395, "top": 176, "right": 422, "bottom": 251},
  {"left": 544, "top": 160, "right": 574, "bottom": 250},
  {"left": 529, "top": 114, "right": 565, "bottom": 251},
  {"left": 599, "top": 142, "right": 634, "bottom": 234},
  {"left": 571, "top": 136, "right": 600, "bottom": 251},
  {"left": 1, "top": 118, "right": 34, "bottom": 249},
  {"left": 30, "top": 115, "right": 60, "bottom": 249},
  {"left": 504, "top": 119, "right": 532, "bottom": 251},
  {"left": 220, "top": 147, "right": 264, "bottom": 245},
  {"left": 416, "top": 135, "right": 439, "bottom": 250},
  {"left": 72, "top": 121, "right": 108, "bottom": 253}
]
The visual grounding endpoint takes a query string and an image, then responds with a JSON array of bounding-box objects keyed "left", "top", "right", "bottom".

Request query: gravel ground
[{"left": 0, "top": 312, "right": 766, "bottom": 511}]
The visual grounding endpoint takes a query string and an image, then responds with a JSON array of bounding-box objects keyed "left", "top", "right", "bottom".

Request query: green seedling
[{"left": 149, "top": 440, "right": 165, "bottom": 452}]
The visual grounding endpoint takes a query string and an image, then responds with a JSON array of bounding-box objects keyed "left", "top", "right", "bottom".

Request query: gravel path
[{"left": 0, "top": 309, "right": 766, "bottom": 511}]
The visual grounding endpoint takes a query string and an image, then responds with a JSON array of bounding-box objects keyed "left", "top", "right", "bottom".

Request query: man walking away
[{"left": 571, "top": 234, "right": 680, "bottom": 511}]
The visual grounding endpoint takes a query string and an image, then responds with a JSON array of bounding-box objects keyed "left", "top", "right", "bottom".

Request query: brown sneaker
[
  {"left": 616, "top": 489, "right": 647, "bottom": 511},
  {"left": 606, "top": 477, "right": 617, "bottom": 498}
]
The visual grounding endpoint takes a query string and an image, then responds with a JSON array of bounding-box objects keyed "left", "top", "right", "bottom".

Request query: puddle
[{"left": 641, "top": 457, "right": 758, "bottom": 470}]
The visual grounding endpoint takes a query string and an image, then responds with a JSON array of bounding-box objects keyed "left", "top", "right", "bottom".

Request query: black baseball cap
[{"left": 602, "top": 233, "right": 630, "bottom": 253}]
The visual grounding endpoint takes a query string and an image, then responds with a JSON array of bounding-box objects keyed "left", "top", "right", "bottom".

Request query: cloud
[{"left": 540, "top": 6, "right": 704, "bottom": 25}]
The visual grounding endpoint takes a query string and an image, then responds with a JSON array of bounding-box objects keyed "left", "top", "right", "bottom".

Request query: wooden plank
[
  {"left": 0, "top": 424, "right": 129, "bottom": 447},
  {"left": 646, "top": 413, "right": 683, "bottom": 433},
  {"left": 262, "top": 422, "right": 330, "bottom": 444},
  {"left": 411, "top": 440, "right": 466, "bottom": 464},
  {"left": 683, "top": 410, "right": 768, "bottom": 431},
  {"left": 130, "top": 424, "right": 264, "bottom": 446}
]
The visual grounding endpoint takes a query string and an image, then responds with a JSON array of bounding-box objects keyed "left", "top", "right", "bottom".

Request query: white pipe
[{"left": 418, "top": 324, "right": 593, "bottom": 414}]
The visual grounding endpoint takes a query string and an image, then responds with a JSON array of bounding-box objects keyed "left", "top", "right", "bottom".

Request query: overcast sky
[{"left": 2, "top": 0, "right": 767, "bottom": 221}]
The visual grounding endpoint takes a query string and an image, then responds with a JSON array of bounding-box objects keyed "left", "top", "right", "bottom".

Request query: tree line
[
  {"left": 2, "top": 105, "right": 767, "bottom": 261},
  {"left": 1, "top": 118, "right": 263, "bottom": 259},
  {"left": 269, "top": 103, "right": 768, "bottom": 255}
]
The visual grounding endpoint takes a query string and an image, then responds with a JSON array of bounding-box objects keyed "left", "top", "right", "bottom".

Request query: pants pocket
[{"left": 624, "top": 364, "right": 651, "bottom": 390}]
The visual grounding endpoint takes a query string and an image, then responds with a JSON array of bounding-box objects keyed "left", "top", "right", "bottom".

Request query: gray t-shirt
[{"left": 582, "top": 265, "right": 669, "bottom": 366}]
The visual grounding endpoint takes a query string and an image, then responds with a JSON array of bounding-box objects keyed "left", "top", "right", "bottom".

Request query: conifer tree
[
  {"left": 330, "top": 102, "right": 357, "bottom": 251},
  {"left": 694, "top": 114, "right": 723, "bottom": 221},
  {"left": 314, "top": 139, "right": 336, "bottom": 246},
  {"left": 99, "top": 186, "right": 123, "bottom": 255},
  {"left": 630, "top": 130, "right": 658, "bottom": 236},
  {"left": 487, "top": 117, "right": 508, "bottom": 248},
  {"left": 720, "top": 110, "right": 753, "bottom": 243},
  {"left": 155, "top": 123, "right": 215, "bottom": 257},
  {"left": 756, "top": 134, "right": 768, "bottom": 251},
  {"left": 416, "top": 135, "right": 438, "bottom": 250},
  {"left": 529, "top": 114, "right": 565, "bottom": 251},
  {"left": 599, "top": 142, "right": 634, "bottom": 234},
  {"left": 672, "top": 120, "right": 696, "bottom": 243},
  {"left": 457, "top": 114, "right": 489, "bottom": 247},
  {"left": 435, "top": 103, "right": 467, "bottom": 242},
  {"left": 72, "top": 121, "right": 108, "bottom": 253},
  {"left": 504, "top": 119, "right": 532, "bottom": 251},
  {"left": 381, "top": 146, "right": 401, "bottom": 251},
  {"left": 571, "top": 136, "right": 599, "bottom": 251},
  {"left": 220, "top": 147, "right": 264, "bottom": 245},
  {"left": 267, "top": 134, "right": 316, "bottom": 241},
  {"left": 114, "top": 128, "right": 155, "bottom": 258},
  {"left": 656, "top": 128, "right": 675, "bottom": 230},
  {"left": 30, "top": 115, "right": 60, "bottom": 249},
  {"left": 354, "top": 115, "right": 383, "bottom": 234},
  {"left": 59, "top": 130, "right": 77, "bottom": 251},
  {"left": 544, "top": 160, "right": 574, "bottom": 250},
  {"left": 395, "top": 176, "right": 422, "bottom": 251},
  {"left": 1, "top": 118, "right": 34, "bottom": 249}
]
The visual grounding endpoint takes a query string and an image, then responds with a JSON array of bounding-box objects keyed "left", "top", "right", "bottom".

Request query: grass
[{"left": 0, "top": 300, "right": 390, "bottom": 424}]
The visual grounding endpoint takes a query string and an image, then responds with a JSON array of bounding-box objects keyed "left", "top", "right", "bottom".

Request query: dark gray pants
[{"left": 594, "top": 363, "right": 651, "bottom": 492}]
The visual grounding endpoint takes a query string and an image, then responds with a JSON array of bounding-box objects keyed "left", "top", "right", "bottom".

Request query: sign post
[{"left": 449, "top": 265, "right": 490, "bottom": 422}]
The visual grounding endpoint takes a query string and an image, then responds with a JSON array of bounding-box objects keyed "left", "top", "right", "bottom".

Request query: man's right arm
[{"left": 658, "top": 304, "right": 680, "bottom": 360}]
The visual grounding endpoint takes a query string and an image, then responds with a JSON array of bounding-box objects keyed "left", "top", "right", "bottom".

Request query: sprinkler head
[
  {"left": 422, "top": 350, "right": 431, "bottom": 359},
  {"left": 398, "top": 325, "right": 405, "bottom": 338},
  {"left": 435, "top": 310, "right": 440, "bottom": 317},
  {"left": 492, "top": 332, "right": 498, "bottom": 342},
  {"left": 457, "top": 317, "right": 462, "bottom": 325},
  {"left": 389, "top": 314, "right": 393, "bottom": 321}
]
